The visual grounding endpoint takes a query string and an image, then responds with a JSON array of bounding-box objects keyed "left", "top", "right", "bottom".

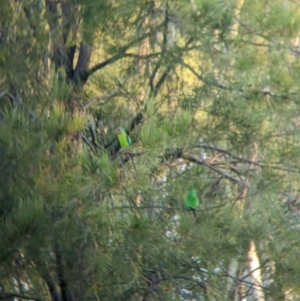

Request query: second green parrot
[
  {"left": 184, "top": 189, "right": 200, "bottom": 217},
  {"left": 116, "top": 127, "right": 132, "bottom": 148}
]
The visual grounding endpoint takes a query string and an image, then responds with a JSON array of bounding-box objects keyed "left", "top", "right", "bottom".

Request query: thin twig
[{"left": 83, "top": 92, "right": 118, "bottom": 109}]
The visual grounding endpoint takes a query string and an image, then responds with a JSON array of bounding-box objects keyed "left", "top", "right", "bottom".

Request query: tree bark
[{"left": 241, "top": 143, "right": 265, "bottom": 301}]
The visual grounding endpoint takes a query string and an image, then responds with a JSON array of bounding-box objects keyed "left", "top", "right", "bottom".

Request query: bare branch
[
  {"left": 153, "top": 66, "right": 171, "bottom": 97},
  {"left": 82, "top": 134, "right": 97, "bottom": 154},
  {"left": 161, "top": 147, "right": 246, "bottom": 187},
  {"left": 165, "top": 275, "right": 206, "bottom": 290},
  {"left": 184, "top": 155, "right": 247, "bottom": 187},
  {"left": 0, "top": 90, "right": 15, "bottom": 106},
  {"left": 87, "top": 124, "right": 104, "bottom": 150},
  {"left": 149, "top": 6, "right": 169, "bottom": 93},
  {"left": 220, "top": 267, "right": 267, "bottom": 291},
  {"left": 83, "top": 92, "right": 118, "bottom": 109},
  {"left": 82, "top": 30, "right": 159, "bottom": 81},
  {"left": 154, "top": 268, "right": 207, "bottom": 290},
  {"left": 149, "top": 61, "right": 162, "bottom": 93},
  {"left": 151, "top": 38, "right": 193, "bottom": 96},
  {"left": 195, "top": 144, "right": 300, "bottom": 173},
  {"left": 81, "top": 52, "right": 133, "bottom": 82}
]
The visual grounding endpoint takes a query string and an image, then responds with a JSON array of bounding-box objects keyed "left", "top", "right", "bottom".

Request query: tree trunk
[{"left": 241, "top": 143, "right": 265, "bottom": 301}]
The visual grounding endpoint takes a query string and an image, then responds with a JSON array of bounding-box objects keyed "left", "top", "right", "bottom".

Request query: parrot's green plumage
[
  {"left": 184, "top": 190, "right": 200, "bottom": 217},
  {"left": 116, "top": 127, "right": 132, "bottom": 148}
]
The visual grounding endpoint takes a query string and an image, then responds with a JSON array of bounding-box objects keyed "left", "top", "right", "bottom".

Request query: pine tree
[{"left": 1, "top": 1, "right": 300, "bottom": 301}]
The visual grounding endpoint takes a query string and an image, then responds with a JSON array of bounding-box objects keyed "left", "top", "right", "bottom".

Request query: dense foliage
[{"left": 1, "top": 0, "right": 300, "bottom": 300}]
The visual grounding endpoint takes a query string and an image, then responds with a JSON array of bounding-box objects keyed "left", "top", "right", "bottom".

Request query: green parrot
[
  {"left": 184, "top": 189, "right": 200, "bottom": 217},
  {"left": 116, "top": 126, "right": 132, "bottom": 148},
  {"left": 116, "top": 126, "right": 136, "bottom": 169}
]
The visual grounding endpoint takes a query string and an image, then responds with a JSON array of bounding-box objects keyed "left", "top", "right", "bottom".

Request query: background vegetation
[{"left": 1, "top": 0, "right": 300, "bottom": 300}]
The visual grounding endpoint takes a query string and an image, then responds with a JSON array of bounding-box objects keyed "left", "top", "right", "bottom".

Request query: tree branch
[
  {"left": 55, "top": 247, "right": 74, "bottom": 301},
  {"left": 152, "top": 66, "right": 171, "bottom": 97},
  {"left": 82, "top": 31, "right": 158, "bottom": 81},
  {"left": 66, "top": 45, "right": 76, "bottom": 79},
  {"left": 151, "top": 38, "right": 193, "bottom": 96},
  {"left": 149, "top": 5, "right": 169, "bottom": 93},
  {"left": 180, "top": 60, "right": 297, "bottom": 100},
  {"left": 143, "top": 271, "right": 157, "bottom": 301},
  {"left": 87, "top": 124, "right": 104, "bottom": 150},
  {"left": 45, "top": 279, "right": 62, "bottom": 301},
  {"left": 184, "top": 155, "right": 247, "bottom": 187},
  {"left": 80, "top": 52, "right": 133, "bottom": 82},
  {"left": 0, "top": 293, "right": 44, "bottom": 301},
  {"left": 161, "top": 275, "right": 207, "bottom": 290},
  {"left": 149, "top": 61, "right": 162, "bottom": 93},
  {"left": 161, "top": 147, "right": 247, "bottom": 187},
  {"left": 46, "top": 0, "right": 77, "bottom": 78},
  {"left": 154, "top": 268, "right": 207, "bottom": 291},
  {"left": 130, "top": 112, "right": 144, "bottom": 131},
  {"left": 61, "top": 1, "right": 75, "bottom": 44},
  {"left": 75, "top": 42, "right": 92, "bottom": 80},
  {"left": 195, "top": 143, "right": 300, "bottom": 173},
  {"left": 83, "top": 92, "right": 118, "bottom": 109},
  {"left": 0, "top": 90, "right": 37, "bottom": 119},
  {"left": 82, "top": 134, "right": 97, "bottom": 154}
]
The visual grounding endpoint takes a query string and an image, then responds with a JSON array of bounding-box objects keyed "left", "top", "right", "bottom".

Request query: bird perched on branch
[
  {"left": 184, "top": 190, "right": 200, "bottom": 217},
  {"left": 116, "top": 126, "right": 132, "bottom": 148},
  {"left": 116, "top": 126, "right": 135, "bottom": 168}
]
